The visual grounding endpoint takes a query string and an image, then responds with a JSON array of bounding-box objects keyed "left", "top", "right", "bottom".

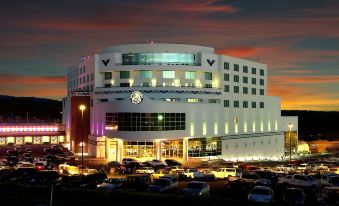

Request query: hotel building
[{"left": 62, "top": 43, "right": 298, "bottom": 162}]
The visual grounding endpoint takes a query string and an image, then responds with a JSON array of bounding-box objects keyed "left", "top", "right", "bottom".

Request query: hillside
[{"left": 0, "top": 95, "right": 62, "bottom": 123}]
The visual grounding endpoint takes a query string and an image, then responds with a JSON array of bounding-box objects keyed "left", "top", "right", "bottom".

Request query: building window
[
  {"left": 243, "top": 66, "right": 248, "bottom": 73},
  {"left": 234, "top": 86, "right": 239, "bottom": 93},
  {"left": 120, "top": 71, "right": 130, "bottom": 79},
  {"left": 224, "top": 100, "right": 229, "bottom": 107},
  {"left": 243, "top": 87, "right": 248, "bottom": 94},
  {"left": 142, "top": 82, "right": 150, "bottom": 87},
  {"left": 106, "top": 112, "right": 185, "bottom": 131},
  {"left": 163, "top": 70, "right": 175, "bottom": 79},
  {"left": 104, "top": 72, "right": 112, "bottom": 80},
  {"left": 188, "top": 98, "right": 202, "bottom": 103},
  {"left": 252, "top": 102, "right": 256, "bottom": 108},
  {"left": 260, "top": 79, "right": 264, "bottom": 86},
  {"left": 224, "top": 73, "right": 230, "bottom": 81},
  {"left": 83, "top": 67, "right": 86, "bottom": 73},
  {"left": 234, "top": 101, "right": 239, "bottom": 108},
  {"left": 234, "top": 64, "right": 239, "bottom": 72},
  {"left": 205, "top": 72, "right": 212, "bottom": 80},
  {"left": 101, "top": 98, "right": 108, "bottom": 102},
  {"left": 83, "top": 76, "right": 85, "bottom": 83},
  {"left": 243, "top": 101, "right": 248, "bottom": 108},
  {"left": 185, "top": 71, "right": 196, "bottom": 80},
  {"left": 252, "top": 67, "right": 256, "bottom": 75},
  {"left": 87, "top": 75, "right": 89, "bottom": 82},
  {"left": 260, "top": 102, "right": 265, "bottom": 108},
  {"left": 91, "top": 73, "right": 94, "bottom": 81},
  {"left": 234, "top": 75, "right": 239, "bottom": 82},
  {"left": 224, "top": 62, "right": 229, "bottom": 70},
  {"left": 208, "top": 99, "right": 220, "bottom": 104},
  {"left": 252, "top": 88, "right": 256, "bottom": 95},
  {"left": 140, "top": 70, "right": 152, "bottom": 78},
  {"left": 80, "top": 78, "right": 82, "bottom": 84},
  {"left": 260, "top": 89, "right": 264, "bottom": 95},
  {"left": 224, "top": 85, "right": 229, "bottom": 92},
  {"left": 243, "top": 76, "right": 248, "bottom": 84},
  {"left": 104, "top": 83, "right": 111, "bottom": 88},
  {"left": 79, "top": 67, "right": 82, "bottom": 74},
  {"left": 252, "top": 78, "right": 256, "bottom": 85},
  {"left": 120, "top": 83, "right": 130, "bottom": 87},
  {"left": 90, "top": 84, "right": 94, "bottom": 92},
  {"left": 260, "top": 69, "right": 265, "bottom": 76},
  {"left": 205, "top": 84, "right": 212, "bottom": 88}
]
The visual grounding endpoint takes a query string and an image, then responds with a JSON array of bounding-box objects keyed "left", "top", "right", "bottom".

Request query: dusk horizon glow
[{"left": 0, "top": 0, "right": 338, "bottom": 111}]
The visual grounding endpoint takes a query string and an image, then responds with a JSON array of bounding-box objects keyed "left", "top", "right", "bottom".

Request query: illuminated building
[
  {"left": 0, "top": 124, "right": 65, "bottom": 145},
  {"left": 63, "top": 43, "right": 298, "bottom": 161}
]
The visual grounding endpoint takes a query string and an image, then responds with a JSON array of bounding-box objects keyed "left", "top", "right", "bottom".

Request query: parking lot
[{"left": 0, "top": 144, "right": 338, "bottom": 205}]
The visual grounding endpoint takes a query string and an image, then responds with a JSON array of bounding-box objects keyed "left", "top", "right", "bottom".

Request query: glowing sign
[
  {"left": 130, "top": 91, "right": 143, "bottom": 104},
  {"left": 105, "top": 125, "right": 118, "bottom": 131},
  {"left": 0, "top": 125, "right": 58, "bottom": 133}
]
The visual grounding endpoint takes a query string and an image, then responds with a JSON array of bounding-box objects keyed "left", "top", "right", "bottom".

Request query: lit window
[
  {"left": 185, "top": 71, "right": 196, "bottom": 80},
  {"left": 187, "top": 98, "right": 201, "bottom": 103},
  {"left": 163, "top": 71, "right": 175, "bottom": 79}
]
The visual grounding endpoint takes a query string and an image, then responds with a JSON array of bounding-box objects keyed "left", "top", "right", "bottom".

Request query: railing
[{"left": 115, "top": 62, "right": 201, "bottom": 66}]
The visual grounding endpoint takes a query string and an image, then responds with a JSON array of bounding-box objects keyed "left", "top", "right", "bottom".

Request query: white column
[{"left": 183, "top": 137, "right": 189, "bottom": 163}]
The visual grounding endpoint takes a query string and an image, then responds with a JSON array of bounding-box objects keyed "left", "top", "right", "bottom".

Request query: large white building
[{"left": 62, "top": 43, "right": 298, "bottom": 162}]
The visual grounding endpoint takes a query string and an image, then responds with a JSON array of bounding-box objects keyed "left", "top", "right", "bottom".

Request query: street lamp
[
  {"left": 288, "top": 123, "right": 293, "bottom": 161},
  {"left": 79, "top": 104, "right": 86, "bottom": 171}
]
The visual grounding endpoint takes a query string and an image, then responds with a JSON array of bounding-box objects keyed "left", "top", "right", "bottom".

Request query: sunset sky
[{"left": 0, "top": 0, "right": 338, "bottom": 111}]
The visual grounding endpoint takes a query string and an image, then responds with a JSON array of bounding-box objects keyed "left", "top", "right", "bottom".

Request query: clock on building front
[{"left": 130, "top": 91, "right": 143, "bottom": 104}]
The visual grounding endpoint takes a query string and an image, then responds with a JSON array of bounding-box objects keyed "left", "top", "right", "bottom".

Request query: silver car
[{"left": 182, "top": 181, "right": 210, "bottom": 197}]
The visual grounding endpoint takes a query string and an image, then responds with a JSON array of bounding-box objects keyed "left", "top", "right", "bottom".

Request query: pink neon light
[{"left": 0, "top": 125, "right": 59, "bottom": 133}]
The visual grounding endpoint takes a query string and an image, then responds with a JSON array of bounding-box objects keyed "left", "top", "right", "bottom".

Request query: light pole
[
  {"left": 288, "top": 123, "right": 293, "bottom": 161},
  {"left": 79, "top": 104, "right": 86, "bottom": 172}
]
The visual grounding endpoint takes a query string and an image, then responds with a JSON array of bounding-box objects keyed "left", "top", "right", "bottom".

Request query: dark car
[
  {"left": 283, "top": 188, "right": 306, "bottom": 205},
  {"left": 165, "top": 159, "right": 181, "bottom": 166},
  {"left": 35, "top": 170, "right": 60, "bottom": 184},
  {"left": 0, "top": 168, "right": 13, "bottom": 181},
  {"left": 255, "top": 170, "right": 279, "bottom": 186},
  {"left": 11, "top": 167, "right": 37, "bottom": 184},
  {"left": 122, "top": 174, "right": 152, "bottom": 191},
  {"left": 22, "top": 153, "right": 33, "bottom": 162}
]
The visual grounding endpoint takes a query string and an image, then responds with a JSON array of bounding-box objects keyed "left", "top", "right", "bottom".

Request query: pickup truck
[
  {"left": 279, "top": 174, "right": 319, "bottom": 190},
  {"left": 211, "top": 168, "right": 241, "bottom": 179}
]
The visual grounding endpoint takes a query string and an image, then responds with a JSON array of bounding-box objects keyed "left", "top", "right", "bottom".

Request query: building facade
[{"left": 62, "top": 43, "right": 298, "bottom": 162}]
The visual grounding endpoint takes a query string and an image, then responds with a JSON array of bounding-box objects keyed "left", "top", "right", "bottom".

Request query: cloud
[{"left": 0, "top": 74, "right": 66, "bottom": 84}]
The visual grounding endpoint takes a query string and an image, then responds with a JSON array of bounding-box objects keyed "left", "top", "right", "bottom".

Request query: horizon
[{"left": 0, "top": 0, "right": 338, "bottom": 111}]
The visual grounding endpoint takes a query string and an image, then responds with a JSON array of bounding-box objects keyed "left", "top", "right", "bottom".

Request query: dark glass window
[
  {"left": 205, "top": 72, "right": 212, "bottom": 80},
  {"left": 260, "top": 69, "right": 265, "bottom": 76},
  {"left": 260, "top": 89, "right": 264, "bottom": 95},
  {"left": 224, "top": 62, "right": 229, "bottom": 70},
  {"left": 104, "top": 72, "right": 112, "bottom": 80},
  {"left": 224, "top": 85, "right": 229, "bottom": 92},
  {"left": 224, "top": 100, "right": 229, "bottom": 107},
  {"left": 260, "top": 102, "right": 265, "bottom": 108},
  {"left": 106, "top": 113, "right": 185, "bottom": 131},
  {"left": 224, "top": 73, "right": 230, "bottom": 81},
  {"left": 120, "top": 71, "right": 130, "bottom": 79},
  {"left": 104, "top": 83, "right": 111, "bottom": 88},
  {"left": 243, "top": 66, "right": 248, "bottom": 73},
  {"left": 120, "top": 83, "right": 130, "bottom": 87},
  {"left": 243, "top": 87, "right": 248, "bottom": 94},
  {"left": 243, "top": 76, "right": 248, "bottom": 84},
  {"left": 252, "top": 102, "right": 256, "bottom": 108},
  {"left": 252, "top": 78, "right": 256, "bottom": 85},
  {"left": 234, "top": 86, "right": 239, "bottom": 93},
  {"left": 260, "top": 79, "right": 264, "bottom": 86},
  {"left": 234, "top": 64, "right": 239, "bottom": 72},
  {"left": 252, "top": 88, "right": 256, "bottom": 95},
  {"left": 234, "top": 101, "right": 239, "bottom": 108},
  {"left": 243, "top": 101, "right": 248, "bottom": 108},
  {"left": 234, "top": 75, "right": 239, "bottom": 82},
  {"left": 252, "top": 67, "right": 257, "bottom": 75}
]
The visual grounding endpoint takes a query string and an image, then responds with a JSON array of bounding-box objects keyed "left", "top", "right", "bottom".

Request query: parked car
[
  {"left": 147, "top": 178, "right": 174, "bottom": 193},
  {"left": 182, "top": 181, "right": 210, "bottom": 197},
  {"left": 122, "top": 158, "right": 139, "bottom": 166},
  {"left": 25, "top": 147, "right": 32, "bottom": 153},
  {"left": 151, "top": 169, "right": 171, "bottom": 179},
  {"left": 97, "top": 178, "right": 124, "bottom": 191},
  {"left": 165, "top": 159, "right": 181, "bottom": 166},
  {"left": 35, "top": 162, "right": 45, "bottom": 170},
  {"left": 248, "top": 186, "right": 274, "bottom": 204},
  {"left": 240, "top": 172, "right": 271, "bottom": 187},
  {"left": 184, "top": 169, "right": 204, "bottom": 180},
  {"left": 22, "top": 153, "right": 33, "bottom": 162},
  {"left": 279, "top": 174, "right": 319, "bottom": 190},
  {"left": 34, "top": 158, "right": 48, "bottom": 166},
  {"left": 136, "top": 167, "right": 154, "bottom": 174},
  {"left": 160, "top": 175, "right": 178, "bottom": 188},
  {"left": 297, "top": 163, "right": 310, "bottom": 173},
  {"left": 58, "top": 164, "right": 80, "bottom": 176},
  {"left": 121, "top": 174, "right": 152, "bottom": 191},
  {"left": 321, "top": 174, "right": 339, "bottom": 187},
  {"left": 283, "top": 188, "right": 306, "bottom": 205},
  {"left": 211, "top": 168, "right": 241, "bottom": 179}
]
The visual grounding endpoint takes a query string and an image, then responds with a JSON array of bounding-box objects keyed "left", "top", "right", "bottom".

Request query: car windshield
[
  {"left": 187, "top": 182, "right": 204, "bottom": 189},
  {"left": 155, "top": 179, "right": 169, "bottom": 187},
  {"left": 251, "top": 188, "right": 270, "bottom": 195},
  {"left": 108, "top": 179, "right": 121, "bottom": 184}
]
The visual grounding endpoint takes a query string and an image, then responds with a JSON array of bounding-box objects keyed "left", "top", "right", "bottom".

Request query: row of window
[
  {"left": 224, "top": 63, "right": 265, "bottom": 76},
  {"left": 224, "top": 85, "right": 265, "bottom": 95},
  {"left": 104, "top": 71, "right": 214, "bottom": 81},
  {"left": 224, "top": 100, "right": 265, "bottom": 109},
  {"left": 224, "top": 74, "right": 264, "bottom": 86},
  {"left": 69, "top": 73, "right": 94, "bottom": 88}
]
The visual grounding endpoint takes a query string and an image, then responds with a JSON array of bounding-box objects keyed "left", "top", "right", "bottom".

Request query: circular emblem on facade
[{"left": 130, "top": 91, "right": 143, "bottom": 104}]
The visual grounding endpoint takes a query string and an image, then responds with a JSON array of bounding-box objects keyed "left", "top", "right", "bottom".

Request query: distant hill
[
  {"left": 282, "top": 110, "right": 339, "bottom": 141},
  {"left": 0, "top": 95, "right": 62, "bottom": 123}
]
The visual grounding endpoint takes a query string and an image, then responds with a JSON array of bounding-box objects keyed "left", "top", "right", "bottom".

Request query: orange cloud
[{"left": 0, "top": 74, "right": 66, "bottom": 84}]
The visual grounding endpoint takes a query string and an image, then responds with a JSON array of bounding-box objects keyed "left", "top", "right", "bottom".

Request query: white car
[
  {"left": 34, "top": 158, "right": 48, "bottom": 166},
  {"left": 248, "top": 186, "right": 274, "bottom": 204},
  {"left": 182, "top": 181, "right": 210, "bottom": 197},
  {"left": 297, "top": 163, "right": 310, "bottom": 173},
  {"left": 211, "top": 168, "right": 240, "bottom": 179},
  {"left": 136, "top": 167, "right": 155, "bottom": 174},
  {"left": 184, "top": 169, "right": 204, "bottom": 179}
]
